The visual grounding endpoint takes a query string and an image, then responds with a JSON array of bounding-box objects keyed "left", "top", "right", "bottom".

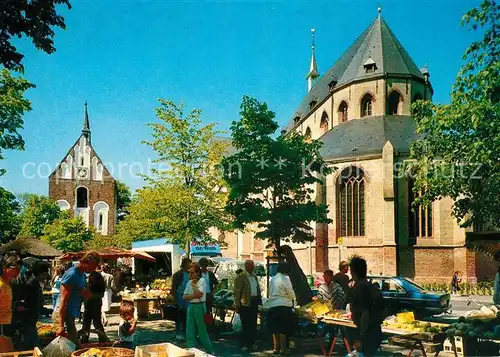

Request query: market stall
[
  {"left": 58, "top": 248, "right": 156, "bottom": 263},
  {"left": 443, "top": 304, "right": 500, "bottom": 356},
  {"left": 120, "top": 278, "right": 175, "bottom": 320},
  {"left": 291, "top": 301, "right": 450, "bottom": 357}
]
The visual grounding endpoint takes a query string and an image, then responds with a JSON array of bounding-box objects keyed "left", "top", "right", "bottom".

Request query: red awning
[{"left": 58, "top": 247, "right": 156, "bottom": 262}]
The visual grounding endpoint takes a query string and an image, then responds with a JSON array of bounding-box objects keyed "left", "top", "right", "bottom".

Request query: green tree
[
  {"left": 42, "top": 211, "right": 93, "bottom": 252},
  {"left": 18, "top": 194, "right": 60, "bottom": 238},
  {"left": 0, "top": 0, "right": 72, "bottom": 71},
  {"left": 85, "top": 232, "right": 116, "bottom": 250},
  {"left": 116, "top": 183, "right": 203, "bottom": 248},
  {"left": 410, "top": 0, "right": 500, "bottom": 228},
  {"left": 0, "top": 187, "right": 21, "bottom": 243},
  {"left": 136, "top": 99, "right": 230, "bottom": 251},
  {"left": 223, "top": 96, "right": 333, "bottom": 250},
  {"left": 0, "top": 70, "right": 34, "bottom": 175},
  {"left": 116, "top": 180, "right": 132, "bottom": 222}
]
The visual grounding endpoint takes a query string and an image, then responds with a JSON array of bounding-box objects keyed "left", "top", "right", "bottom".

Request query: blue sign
[{"left": 190, "top": 242, "right": 221, "bottom": 256}]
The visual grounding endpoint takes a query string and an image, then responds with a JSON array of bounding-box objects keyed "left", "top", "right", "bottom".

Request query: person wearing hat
[{"left": 198, "top": 258, "right": 218, "bottom": 315}]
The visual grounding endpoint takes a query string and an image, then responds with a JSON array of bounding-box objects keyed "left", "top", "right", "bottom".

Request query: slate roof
[
  {"left": 286, "top": 15, "right": 424, "bottom": 131},
  {"left": 319, "top": 115, "right": 418, "bottom": 161}
]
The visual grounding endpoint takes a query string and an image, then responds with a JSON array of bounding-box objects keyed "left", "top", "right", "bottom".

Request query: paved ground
[{"left": 44, "top": 295, "right": 492, "bottom": 356}]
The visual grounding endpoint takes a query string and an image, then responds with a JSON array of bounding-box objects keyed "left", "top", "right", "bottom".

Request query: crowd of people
[
  {"left": 168, "top": 255, "right": 384, "bottom": 356},
  {"left": 0, "top": 251, "right": 50, "bottom": 352},
  {"left": 5, "top": 248, "right": 485, "bottom": 357},
  {"left": 0, "top": 250, "right": 137, "bottom": 353}
]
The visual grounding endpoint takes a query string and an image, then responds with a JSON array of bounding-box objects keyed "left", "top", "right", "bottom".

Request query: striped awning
[{"left": 465, "top": 232, "right": 500, "bottom": 262}]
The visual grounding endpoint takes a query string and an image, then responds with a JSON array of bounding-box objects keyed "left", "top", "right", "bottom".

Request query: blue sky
[{"left": 0, "top": 0, "right": 480, "bottom": 196}]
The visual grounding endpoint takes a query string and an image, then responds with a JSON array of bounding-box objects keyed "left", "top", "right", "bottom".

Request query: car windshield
[{"left": 403, "top": 278, "right": 425, "bottom": 291}]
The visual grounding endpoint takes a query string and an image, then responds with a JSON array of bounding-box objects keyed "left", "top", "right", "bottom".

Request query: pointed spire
[
  {"left": 82, "top": 101, "right": 91, "bottom": 144},
  {"left": 307, "top": 28, "right": 319, "bottom": 92}
]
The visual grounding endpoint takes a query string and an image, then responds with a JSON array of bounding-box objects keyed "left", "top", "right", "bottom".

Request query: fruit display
[
  {"left": 122, "top": 290, "right": 170, "bottom": 300},
  {"left": 37, "top": 322, "right": 56, "bottom": 338},
  {"left": 445, "top": 314, "right": 500, "bottom": 339},
  {"left": 151, "top": 278, "right": 172, "bottom": 291},
  {"left": 80, "top": 348, "right": 133, "bottom": 357},
  {"left": 383, "top": 320, "right": 446, "bottom": 334}
]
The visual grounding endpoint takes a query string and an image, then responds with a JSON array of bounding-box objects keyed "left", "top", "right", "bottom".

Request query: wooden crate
[
  {"left": 135, "top": 343, "right": 194, "bottom": 357},
  {"left": 0, "top": 348, "right": 42, "bottom": 357},
  {"left": 289, "top": 336, "right": 326, "bottom": 356},
  {"left": 389, "top": 336, "right": 442, "bottom": 354}
]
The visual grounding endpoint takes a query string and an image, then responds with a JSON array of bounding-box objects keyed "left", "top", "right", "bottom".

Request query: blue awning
[{"left": 132, "top": 238, "right": 171, "bottom": 249}]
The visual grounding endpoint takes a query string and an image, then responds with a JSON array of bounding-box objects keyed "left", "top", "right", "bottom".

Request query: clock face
[{"left": 77, "top": 168, "right": 88, "bottom": 179}]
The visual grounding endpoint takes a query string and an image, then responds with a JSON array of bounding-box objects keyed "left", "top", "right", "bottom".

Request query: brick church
[
  {"left": 49, "top": 103, "right": 117, "bottom": 235},
  {"left": 219, "top": 9, "right": 497, "bottom": 283}
]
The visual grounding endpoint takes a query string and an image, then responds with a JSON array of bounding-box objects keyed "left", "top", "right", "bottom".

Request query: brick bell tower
[{"left": 49, "top": 103, "right": 117, "bottom": 235}]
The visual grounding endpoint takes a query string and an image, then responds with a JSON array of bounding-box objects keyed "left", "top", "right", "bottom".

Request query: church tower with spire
[
  {"left": 306, "top": 28, "right": 319, "bottom": 92},
  {"left": 49, "top": 103, "right": 117, "bottom": 236}
]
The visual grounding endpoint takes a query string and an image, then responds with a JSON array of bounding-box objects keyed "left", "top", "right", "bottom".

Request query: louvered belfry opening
[{"left": 339, "top": 166, "right": 365, "bottom": 237}]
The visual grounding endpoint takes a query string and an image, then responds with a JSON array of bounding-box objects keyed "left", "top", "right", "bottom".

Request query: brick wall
[
  {"left": 475, "top": 252, "right": 498, "bottom": 281},
  {"left": 48, "top": 176, "right": 117, "bottom": 235},
  {"left": 220, "top": 230, "right": 237, "bottom": 259}
]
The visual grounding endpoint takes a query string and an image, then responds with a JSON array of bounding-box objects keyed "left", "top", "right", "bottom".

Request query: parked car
[{"left": 368, "top": 276, "right": 452, "bottom": 318}]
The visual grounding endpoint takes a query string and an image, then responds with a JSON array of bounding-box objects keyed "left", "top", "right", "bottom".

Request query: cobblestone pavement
[{"left": 72, "top": 313, "right": 441, "bottom": 357}]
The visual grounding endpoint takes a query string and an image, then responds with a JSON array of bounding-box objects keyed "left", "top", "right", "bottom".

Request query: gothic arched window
[
  {"left": 338, "top": 167, "right": 365, "bottom": 237},
  {"left": 76, "top": 187, "right": 88, "bottom": 208},
  {"left": 361, "top": 94, "right": 374, "bottom": 117},
  {"left": 304, "top": 127, "right": 312, "bottom": 142},
  {"left": 408, "top": 178, "right": 432, "bottom": 238},
  {"left": 320, "top": 112, "right": 329, "bottom": 133},
  {"left": 388, "top": 90, "right": 402, "bottom": 115},
  {"left": 338, "top": 101, "right": 348, "bottom": 122}
]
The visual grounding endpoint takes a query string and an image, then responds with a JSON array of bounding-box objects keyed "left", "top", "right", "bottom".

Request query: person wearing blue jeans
[{"left": 172, "top": 258, "right": 191, "bottom": 340}]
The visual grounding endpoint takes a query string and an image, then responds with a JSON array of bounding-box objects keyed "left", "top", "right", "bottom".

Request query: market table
[
  {"left": 121, "top": 296, "right": 160, "bottom": 320},
  {"left": 382, "top": 328, "right": 447, "bottom": 357},
  {"left": 312, "top": 316, "right": 448, "bottom": 357}
]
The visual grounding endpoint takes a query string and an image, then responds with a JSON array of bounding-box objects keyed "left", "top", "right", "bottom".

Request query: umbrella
[{"left": 58, "top": 247, "right": 156, "bottom": 262}]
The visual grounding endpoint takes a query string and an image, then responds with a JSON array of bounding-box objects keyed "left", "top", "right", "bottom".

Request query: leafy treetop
[
  {"left": 0, "top": 69, "right": 34, "bottom": 175},
  {"left": 18, "top": 194, "right": 61, "bottom": 238},
  {"left": 0, "top": 0, "right": 72, "bottom": 72},
  {"left": 223, "top": 96, "right": 333, "bottom": 249},
  {"left": 410, "top": 0, "right": 500, "bottom": 228},
  {"left": 42, "top": 210, "right": 93, "bottom": 252}
]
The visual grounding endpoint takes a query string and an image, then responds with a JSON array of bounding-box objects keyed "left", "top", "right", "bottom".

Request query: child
[{"left": 118, "top": 301, "right": 137, "bottom": 349}]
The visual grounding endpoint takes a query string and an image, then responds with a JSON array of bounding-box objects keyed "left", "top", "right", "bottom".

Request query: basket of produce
[
  {"left": 37, "top": 322, "right": 57, "bottom": 347},
  {"left": 72, "top": 347, "right": 134, "bottom": 357}
]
